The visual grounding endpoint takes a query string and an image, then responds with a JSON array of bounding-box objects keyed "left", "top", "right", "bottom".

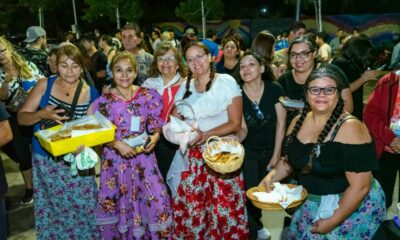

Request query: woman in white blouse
[
  {"left": 167, "top": 41, "right": 248, "bottom": 239},
  {"left": 142, "top": 42, "right": 187, "bottom": 180}
]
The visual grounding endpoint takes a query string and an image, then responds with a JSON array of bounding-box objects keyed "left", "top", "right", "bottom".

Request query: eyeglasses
[
  {"left": 307, "top": 86, "right": 337, "bottom": 95},
  {"left": 289, "top": 50, "right": 312, "bottom": 59},
  {"left": 251, "top": 101, "right": 265, "bottom": 121},
  {"left": 157, "top": 55, "right": 176, "bottom": 62},
  {"left": 186, "top": 53, "right": 206, "bottom": 64}
]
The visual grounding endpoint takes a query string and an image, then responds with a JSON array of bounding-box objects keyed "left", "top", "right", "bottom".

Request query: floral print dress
[{"left": 92, "top": 87, "right": 172, "bottom": 240}]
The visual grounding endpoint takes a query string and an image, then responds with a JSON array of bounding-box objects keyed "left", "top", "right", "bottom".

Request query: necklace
[
  {"left": 58, "top": 79, "right": 79, "bottom": 97},
  {"left": 115, "top": 86, "right": 134, "bottom": 101}
]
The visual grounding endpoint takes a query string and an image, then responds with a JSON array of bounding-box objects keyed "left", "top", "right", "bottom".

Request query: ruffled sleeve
[
  {"left": 145, "top": 88, "right": 164, "bottom": 132},
  {"left": 320, "top": 142, "right": 379, "bottom": 173},
  {"left": 177, "top": 74, "right": 242, "bottom": 119}
]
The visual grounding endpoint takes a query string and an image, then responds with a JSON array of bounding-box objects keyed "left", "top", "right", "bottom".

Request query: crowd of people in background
[{"left": 0, "top": 20, "right": 400, "bottom": 240}]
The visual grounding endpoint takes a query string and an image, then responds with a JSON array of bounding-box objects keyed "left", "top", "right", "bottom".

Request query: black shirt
[
  {"left": 332, "top": 57, "right": 363, "bottom": 120},
  {"left": 91, "top": 51, "right": 108, "bottom": 92},
  {"left": 277, "top": 71, "right": 306, "bottom": 125},
  {"left": 242, "top": 81, "right": 285, "bottom": 150},
  {"left": 286, "top": 137, "right": 378, "bottom": 195},
  {"left": 214, "top": 58, "right": 241, "bottom": 83}
]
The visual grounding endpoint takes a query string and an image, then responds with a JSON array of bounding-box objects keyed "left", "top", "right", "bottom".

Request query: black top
[
  {"left": 286, "top": 137, "right": 378, "bottom": 195},
  {"left": 91, "top": 50, "right": 108, "bottom": 93},
  {"left": 277, "top": 71, "right": 305, "bottom": 125},
  {"left": 332, "top": 57, "right": 363, "bottom": 120},
  {"left": 242, "top": 81, "right": 285, "bottom": 151},
  {"left": 0, "top": 103, "right": 10, "bottom": 198},
  {"left": 277, "top": 71, "right": 305, "bottom": 102},
  {"left": 214, "top": 58, "right": 241, "bottom": 83}
]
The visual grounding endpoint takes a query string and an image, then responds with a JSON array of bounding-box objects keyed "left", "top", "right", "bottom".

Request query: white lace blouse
[{"left": 174, "top": 73, "right": 242, "bottom": 131}]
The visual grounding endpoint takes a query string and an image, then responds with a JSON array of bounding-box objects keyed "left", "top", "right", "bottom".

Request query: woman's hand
[
  {"left": 360, "top": 69, "right": 378, "bottom": 84},
  {"left": 390, "top": 137, "right": 400, "bottom": 153},
  {"left": 72, "top": 145, "right": 85, "bottom": 156},
  {"left": 39, "top": 105, "right": 69, "bottom": 124},
  {"left": 259, "top": 169, "right": 277, "bottom": 193},
  {"left": 189, "top": 128, "right": 209, "bottom": 146},
  {"left": 310, "top": 218, "right": 336, "bottom": 234},
  {"left": 144, "top": 132, "right": 160, "bottom": 153},
  {"left": 267, "top": 155, "right": 281, "bottom": 170},
  {"left": 112, "top": 140, "right": 136, "bottom": 158}
]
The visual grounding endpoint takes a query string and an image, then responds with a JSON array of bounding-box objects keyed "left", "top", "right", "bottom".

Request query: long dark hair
[
  {"left": 334, "top": 34, "right": 375, "bottom": 73},
  {"left": 283, "top": 64, "right": 347, "bottom": 173},
  {"left": 182, "top": 41, "right": 216, "bottom": 99},
  {"left": 250, "top": 31, "right": 276, "bottom": 81}
]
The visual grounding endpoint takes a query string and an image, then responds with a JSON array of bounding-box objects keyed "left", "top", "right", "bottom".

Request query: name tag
[{"left": 130, "top": 116, "right": 141, "bottom": 132}]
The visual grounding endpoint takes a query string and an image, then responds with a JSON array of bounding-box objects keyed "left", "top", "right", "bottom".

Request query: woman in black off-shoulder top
[{"left": 260, "top": 64, "right": 386, "bottom": 239}]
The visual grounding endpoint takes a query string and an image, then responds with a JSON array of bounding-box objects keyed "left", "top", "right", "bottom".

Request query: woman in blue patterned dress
[
  {"left": 89, "top": 51, "right": 171, "bottom": 239},
  {"left": 18, "top": 44, "right": 100, "bottom": 239},
  {"left": 260, "top": 64, "right": 386, "bottom": 239}
]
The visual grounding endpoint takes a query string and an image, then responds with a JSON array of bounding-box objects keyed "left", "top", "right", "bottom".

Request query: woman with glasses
[
  {"left": 143, "top": 42, "right": 188, "bottom": 180},
  {"left": 239, "top": 51, "right": 286, "bottom": 239},
  {"left": 214, "top": 36, "right": 241, "bottom": 82},
  {"left": 260, "top": 64, "right": 385, "bottom": 239},
  {"left": 277, "top": 35, "right": 353, "bottom": 125},
  {"left": 167, "top": 41, "right": 248, "bottom": 239}
]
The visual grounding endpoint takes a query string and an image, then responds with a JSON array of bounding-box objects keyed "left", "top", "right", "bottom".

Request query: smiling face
[
  {"left": 239, "top": 54, "right": 264, "bottom": 83},
  {"left": 185, "top": 45, "right": 211, "bottom": 76},
  {"left": 306, "top": 77, "right": 339, "bottom": 114},
  {"left": 112, "top": 58, "right": 137, "bottom": 88},
  {"left": 157, "top": 49, "right": 178, "bottom": 76},
  {"left": 289, "top": 42, "right": 316, "bottom": 73},
  {"left": 57, "top": 55, "right": 82, "bottom": 84}
]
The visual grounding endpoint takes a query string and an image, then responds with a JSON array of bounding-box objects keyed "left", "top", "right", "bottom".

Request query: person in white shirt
[{"left": 316, "top": 32, "right": 332, "bottom": 63}]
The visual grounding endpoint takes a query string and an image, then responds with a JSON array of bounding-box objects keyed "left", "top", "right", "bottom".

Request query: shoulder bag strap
[
  {"left": 69, "top": 80, "right": 83, "bottom": 119},
  {"left": 329, "top": 114, "right": 358, "bottom": 141}
]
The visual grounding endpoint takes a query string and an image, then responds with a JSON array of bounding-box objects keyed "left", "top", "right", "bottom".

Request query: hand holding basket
[{"left": 162, "top": 100, "right": 198, "bottom": 153}]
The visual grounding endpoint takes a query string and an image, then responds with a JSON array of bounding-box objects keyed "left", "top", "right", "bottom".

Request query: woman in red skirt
[{"left": 167, "top": 41, "right": 248, "bottom": 239}]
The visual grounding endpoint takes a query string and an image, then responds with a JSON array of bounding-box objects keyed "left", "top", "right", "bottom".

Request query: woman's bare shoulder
[{"left": 335, "top": 118, "right": 372, "bottom": 144}]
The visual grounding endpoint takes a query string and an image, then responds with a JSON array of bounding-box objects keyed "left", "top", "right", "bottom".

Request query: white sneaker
[{"left": 257, "top": 227, "right": 271, "bottom": 240}]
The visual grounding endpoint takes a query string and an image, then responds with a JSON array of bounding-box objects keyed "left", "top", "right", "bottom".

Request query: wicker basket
[
  {"left": 162, "top": 100, "right": 198, "bottom": 145},
  {"left": 246, "top": 184, "right": 308, "bottom": 211},
  {"left": 202, "top": 136, "right": 244, "bottom": 174}
]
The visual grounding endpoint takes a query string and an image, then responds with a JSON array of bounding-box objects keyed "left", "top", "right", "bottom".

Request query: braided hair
[
  {"left": 182, "top": 41, "right": 216, "bottom": 99},
  {"left": 283, "top": 64, "right": 347, "bottom": 173}
]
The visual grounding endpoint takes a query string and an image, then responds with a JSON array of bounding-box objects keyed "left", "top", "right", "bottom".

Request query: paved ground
[{"left": 3, "top": 151, "right": 398, "bottom": 240}]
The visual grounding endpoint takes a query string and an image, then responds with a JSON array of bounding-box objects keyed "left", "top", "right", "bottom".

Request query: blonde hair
[{"left": 0, "top": 36, "right": 32, "bottom": 79}]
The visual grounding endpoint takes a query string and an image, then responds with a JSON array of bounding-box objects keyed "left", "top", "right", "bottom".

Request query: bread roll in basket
[{"left": 202, "top": 136, "right": 244, "bottom": 174}]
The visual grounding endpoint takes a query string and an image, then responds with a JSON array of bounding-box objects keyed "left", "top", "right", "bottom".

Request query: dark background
[{"left": 1, "top": 0, "right": 400, "bottom": 40}]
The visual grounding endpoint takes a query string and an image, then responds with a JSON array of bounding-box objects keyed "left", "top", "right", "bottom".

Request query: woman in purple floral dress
[{"left": 89, "top": 51, "right": 172, "bottom": 239}]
